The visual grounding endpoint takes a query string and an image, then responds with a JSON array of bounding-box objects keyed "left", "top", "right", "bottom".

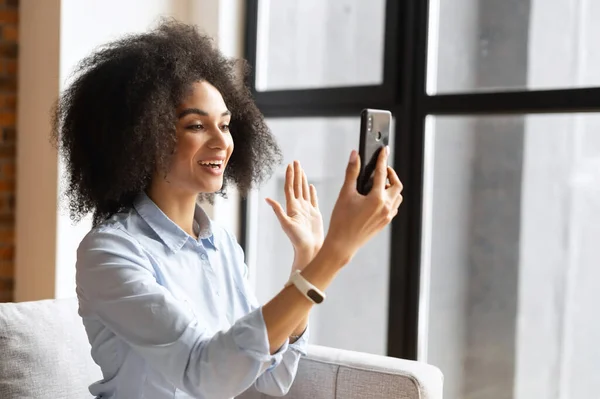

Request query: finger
[
  {"left": 285, "top": 164, "right": 294, "bottom": 208},
  {"left": 265, "top": 198, "right": 287, "bottom": 225},
  {"left": 294, "top": 160, "right": 302, "bottom": 198},
  {"left": 309, "top": 184, "right": 319, "bottom": 208},
  {"left": 385, "top": 166, "right": 403, "bottom": 198},
  {"left": 302, "top": 169, "right": 310, "bottom": 201},
  {"left": 370, "top": 146, "right": 390, "bottom": 195},
  {"left": 342, "top": 150, "right": 361, "bottom": 194},
  {"left": 391, "top": 192, "right": 403, "bottom": 211},
  {"left": 390, "top": 207, "right": 399, "bottom": 221}
]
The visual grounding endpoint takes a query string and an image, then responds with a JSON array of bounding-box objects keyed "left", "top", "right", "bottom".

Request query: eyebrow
[{"left": 177, "top": 108, "right": 231, "bottom": 119}]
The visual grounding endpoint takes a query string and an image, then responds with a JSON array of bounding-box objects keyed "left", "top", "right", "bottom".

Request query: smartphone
[{"left": 357, "top": 108, "right": 391, "bottom": 195}]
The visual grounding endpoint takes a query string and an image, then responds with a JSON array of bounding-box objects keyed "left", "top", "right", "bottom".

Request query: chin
[{"left": 198, "top": 181, "right": 224, "bottom": 194}]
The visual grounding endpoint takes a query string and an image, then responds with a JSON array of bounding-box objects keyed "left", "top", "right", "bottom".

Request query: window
[
  {"left": 245, "top": 1, "right": 600, "bottom": 397},
  {"left": 429, "top": 0, "right": 600, "bottom": 93},
  {"left": 255, "top": 0, "right": 386, "bottom": 91},
  {"left": 422, "top": 114, "right": 600, "bottom": 398}
]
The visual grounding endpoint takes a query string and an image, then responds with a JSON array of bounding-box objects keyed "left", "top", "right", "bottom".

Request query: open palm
[{"left": 266, "top": 161, "right": 324, "bottom": 255}]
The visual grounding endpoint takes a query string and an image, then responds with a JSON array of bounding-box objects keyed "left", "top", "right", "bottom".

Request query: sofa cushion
[
  {"left": 284, "top": 358, "right": 338, "bottom": 398},
  {"left": 0, "top": 298, "right": 102, "bottom": 399},
  {"left": 238, "top": 344, "right": 443, "bottom": 399},
  {"left": 336, "top": 366, "right": 418, "bottom": 399}
]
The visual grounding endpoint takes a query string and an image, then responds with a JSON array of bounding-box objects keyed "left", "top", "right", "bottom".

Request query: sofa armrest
[{"left": 237, "top": 344, "right": 443, "bottom": 399}]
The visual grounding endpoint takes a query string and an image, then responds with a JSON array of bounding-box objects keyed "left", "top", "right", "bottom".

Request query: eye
[
  {"left": 220, "top": 124, "right": 230, "bottom": 132},
  {"left": 187, "top": 124, "right": 204, "bottom": 131}
]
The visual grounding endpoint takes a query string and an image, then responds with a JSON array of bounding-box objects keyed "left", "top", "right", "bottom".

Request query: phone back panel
[{"left": 357, "top": 109, "right": 391, "bottom": 195}]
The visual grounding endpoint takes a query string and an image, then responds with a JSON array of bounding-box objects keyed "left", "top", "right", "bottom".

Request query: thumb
[
  {"left": 342, "top": 150, "right": 361, "bottom": 193},
  {"left": 265, "top": 198, "right": 287, "bottom": 224}
]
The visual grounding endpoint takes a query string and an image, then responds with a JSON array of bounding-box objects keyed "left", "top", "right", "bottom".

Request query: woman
[{"left": 53, "top": 20, "right": 403, "bottom": 399}]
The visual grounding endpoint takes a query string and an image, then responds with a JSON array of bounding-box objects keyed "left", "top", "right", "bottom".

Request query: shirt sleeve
[
  {"left": 76, "top": 227, "right": 286, "bottom": 399},
  {"left": 231, "top": 235, "right": 310, "bottom": 397}
]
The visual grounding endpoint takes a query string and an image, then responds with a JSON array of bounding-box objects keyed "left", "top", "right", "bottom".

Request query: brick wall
[{"left": 0, "top": 0, "right": 17, "bottom": 302}]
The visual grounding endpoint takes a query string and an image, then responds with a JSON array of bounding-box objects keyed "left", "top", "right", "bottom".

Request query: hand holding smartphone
[{"left": 356, "top": 108, "right": 392, "bottom": 195}]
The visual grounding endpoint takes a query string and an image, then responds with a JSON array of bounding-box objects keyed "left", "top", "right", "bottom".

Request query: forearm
[{"left": 262, "top": 243, "right": 346, "bottom": 353}]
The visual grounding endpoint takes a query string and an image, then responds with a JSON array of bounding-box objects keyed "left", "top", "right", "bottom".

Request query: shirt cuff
[
  {"left": 231, "top": 307, "right": 287, "bottom": 369},
  {"left": 289, "top": 322, "right": 309, "bottom": 357}
]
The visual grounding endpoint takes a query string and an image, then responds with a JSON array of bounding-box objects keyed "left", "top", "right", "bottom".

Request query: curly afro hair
[{"left": 52, "top": 19, "right": 281, "bottom": 226}]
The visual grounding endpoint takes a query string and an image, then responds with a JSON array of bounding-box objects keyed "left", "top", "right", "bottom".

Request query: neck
[{"left": 146, "top": 180, "right": 198, "bottom": 238}]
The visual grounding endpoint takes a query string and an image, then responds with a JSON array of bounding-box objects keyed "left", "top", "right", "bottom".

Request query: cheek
[
  {"left": 172, "top": 134, "right": 202, "bottom": 166},
  {"left": 227, "top": 134, "right": 234, "bottom": 154}
]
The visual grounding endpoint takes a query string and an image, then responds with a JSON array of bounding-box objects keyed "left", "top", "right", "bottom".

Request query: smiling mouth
[{"left": 198, "top": 160, "right": 224, "bottom": 169}]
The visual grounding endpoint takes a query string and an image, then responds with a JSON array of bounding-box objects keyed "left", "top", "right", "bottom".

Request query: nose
[{"left": 207, "top": 126, "right": 229, "bottom": 149}]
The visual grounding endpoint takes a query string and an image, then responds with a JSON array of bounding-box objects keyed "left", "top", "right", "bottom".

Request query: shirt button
[{"left": 200, "top": 253, "right": 208, "bottom": 261}]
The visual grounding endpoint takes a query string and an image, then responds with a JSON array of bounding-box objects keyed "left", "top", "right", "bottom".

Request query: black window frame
[
  {"left": 243, "top": 0, "right": 402, "bottom": 117},
  {"left": 242, "top": 0, "right": 600, "bottom": 361}
]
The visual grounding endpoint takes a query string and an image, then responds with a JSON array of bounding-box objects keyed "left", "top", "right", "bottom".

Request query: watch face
[{"left": 307, "top": 289, "right": 324, "bottom": 304}]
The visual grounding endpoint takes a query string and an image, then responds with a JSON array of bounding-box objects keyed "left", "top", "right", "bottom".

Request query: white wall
[
  {"left": 16, "top": 0, "right": 244, "bottom": 301},
  {"left": 15, "top": 0, "right": 61, "bottom": 301}
]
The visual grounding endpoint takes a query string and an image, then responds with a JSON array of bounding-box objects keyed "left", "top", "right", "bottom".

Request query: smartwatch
[{"left": 285, "top": 270, "right": 326, "bottom": 304}]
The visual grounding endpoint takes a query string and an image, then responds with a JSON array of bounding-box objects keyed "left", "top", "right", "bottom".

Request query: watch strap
[{"left": 285, "top": 270, "right": 326, "bottom": 304}]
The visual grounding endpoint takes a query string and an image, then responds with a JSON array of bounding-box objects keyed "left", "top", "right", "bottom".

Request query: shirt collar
[{"left": 133, "top": 192, "right": 216, "bottom": 252}]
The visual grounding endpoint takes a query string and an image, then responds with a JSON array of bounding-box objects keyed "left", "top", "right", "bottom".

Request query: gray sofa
[{"left": 0, "top": 298, "right": 443, "bottom": 398}]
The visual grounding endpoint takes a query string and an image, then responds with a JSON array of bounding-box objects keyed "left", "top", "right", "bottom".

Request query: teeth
[{"left": 199, "top": 160, "right": 223, "bottom": 166}]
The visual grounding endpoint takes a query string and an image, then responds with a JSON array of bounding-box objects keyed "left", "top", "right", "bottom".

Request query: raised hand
[
  {"left": 266, "top": 161, "right": 324, "bottom": 270},
  {"left": 323, "top": 147, "right": 403, "bottom": 265}
]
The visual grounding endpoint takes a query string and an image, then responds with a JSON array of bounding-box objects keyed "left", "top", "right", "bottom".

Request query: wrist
[
  {"left": 295, "top": 243, "right": 345, "bottom": 300},
  {"left": 293, "top": 242, "right": 321, "bottom": 256},
  {"left": 292, "top": 243, "right": 321, "bottom": 268},
  {"left": 320, "top": 236, "right": 352, "bottom": 269}
]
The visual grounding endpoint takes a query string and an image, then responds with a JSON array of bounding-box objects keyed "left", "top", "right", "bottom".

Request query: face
[{"left": 164, "top": 81, "right": 233, "bottom": 194}]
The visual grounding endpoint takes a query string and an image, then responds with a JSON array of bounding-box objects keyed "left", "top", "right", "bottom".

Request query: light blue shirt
[{"left": 76, "top": 193, "right": 308, "bottom": 399}]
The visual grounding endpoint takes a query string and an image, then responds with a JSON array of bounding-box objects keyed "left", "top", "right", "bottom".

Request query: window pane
[
  {"left": 247, "top": 117, "right": 394, "bottom": 355},
  {"left": 255, "top": 0, "right": 386, "bottom": 91},
  {"left": 428, "top": 0, "right": 600, "bottom": 93},
  {"left": 421, "top": 113, "right": 600, "bottom": 399}
]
